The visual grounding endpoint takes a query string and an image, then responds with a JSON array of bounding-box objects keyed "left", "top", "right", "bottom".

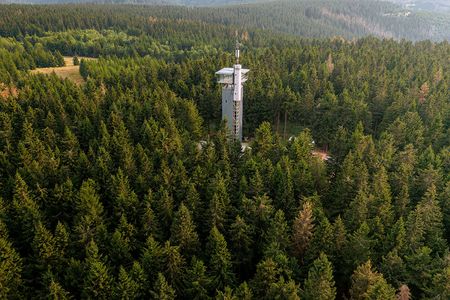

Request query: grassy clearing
[{"left": 31, "top": 56, "right": 95, "bottom": 85}]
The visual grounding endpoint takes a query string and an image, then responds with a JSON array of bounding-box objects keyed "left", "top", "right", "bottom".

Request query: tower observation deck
[{"left": 215, "top": 45, "right": 249, "bottom": 142}]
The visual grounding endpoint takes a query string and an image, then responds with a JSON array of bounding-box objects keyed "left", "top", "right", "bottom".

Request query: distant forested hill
[
  {"left": 0, "top": 1, "right": 449, "bottom": 41},
  {"left": 0, "top": 0, "right": 264, "bottom": 5},
  {"left": 387, "top": 0, "right": 450, "bottom": 12}
]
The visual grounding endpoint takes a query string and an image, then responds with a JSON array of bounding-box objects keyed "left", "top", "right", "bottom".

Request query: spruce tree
[
  {"left": 151, "top": 273, "right": 176, "bottom": 300},
  {"left": 292, "top": 200, "right": 314, "bottom": 260},
  {"left": 74, "top": 179, "right": 106, "bottom": 246},
  {"left": 229, "top": 215, "right": 253, "bottom": 277},
  {"left": 10, "top": 173, "right": 41, "bottom": 250},
  {"left": 0, "top": 236, "right": 23, "bottom": 299},
  {"left": 406, "top": 185, "right": 446, "bottom": 253},
  {"left": 350, "top": 261, "right": 395, "bottom": 300},
  {"left": 82, "top": 240, "right": 114, "bottom": 299},
  {"left": 303, "top": 253, "right": 336, "bottom": 300},
  {"left": 162, "top": 241, "right": 186, "bottom": 293},
  {"left": 47, "top": 279, "right": 70, "bottom": 300},
  {"left": 396, "top": 284, "right": 411, "bottom": 300},
  {"left": 140, "top": 236, "right": 164, "bottom": 283},
  {"left": 206, "top": 226, "right": 235, "bottom": 290},
  {"left": 170, "top": 203, "right": 200, "bottom": 257},
  {"left": 114, "top": 266, "right": 140, "bottom": 300},
  {"left": 184, "top": 257, "right": 211, "bottom": 300}
]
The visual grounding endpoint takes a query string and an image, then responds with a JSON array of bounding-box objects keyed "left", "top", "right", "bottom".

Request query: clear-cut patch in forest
[
  {"left": 30, "top": 56, "right": 95, "bottom": 85},
  {"left": 0, "top": 83, "right": 18, "bottom": 99}
]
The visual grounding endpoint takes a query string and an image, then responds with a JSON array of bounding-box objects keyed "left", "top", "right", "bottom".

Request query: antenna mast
[{"left": 235, "top": 40, "right": 240, "bottom": 65}]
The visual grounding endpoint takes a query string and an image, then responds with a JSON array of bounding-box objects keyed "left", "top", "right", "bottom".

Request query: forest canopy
[{"left": 0, "top": 3, "right": 449, "bottom": 300}]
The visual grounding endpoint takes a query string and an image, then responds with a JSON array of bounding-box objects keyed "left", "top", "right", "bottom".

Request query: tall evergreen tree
[
  {"left": 170, "top": 203, "right": 200, "bottom": 257},
  {"left": 82, "top": 240, "right": 114, "bottom": 299},
  {"left": 350, "top": 261, "right": 395, "bottom": 300},
  {"left": 0, "top": 236, "right": 23, "bottom": 299},
  {"left": 303, "top": 253, "right": 336, "bottom": 300},
  {"left": 206, "top": 226, "right": 235, "bottom": 290},
  {"left": 151, "top": 273, "right": 176, "bottom": 300},
  {"left": 292, "top": 200, "right": 314, "bottom": 261}
]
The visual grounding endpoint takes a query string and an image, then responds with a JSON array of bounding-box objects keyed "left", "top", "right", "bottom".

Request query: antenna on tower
[{"left": 235, "top": 40, "right": 240, "bottom": 64}]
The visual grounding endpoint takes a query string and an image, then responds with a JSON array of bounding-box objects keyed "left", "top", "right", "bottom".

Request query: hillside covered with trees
[
  {"left": 0, "top": 1, "right": 449, "bottom": 41},
  {"left": 0, "top": 3, "right": 449, "bottom": 300}
]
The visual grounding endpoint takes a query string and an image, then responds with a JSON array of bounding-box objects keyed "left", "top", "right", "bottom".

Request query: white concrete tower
[{"left": 215, "top": 43, "right": 249, "bottom": 142}]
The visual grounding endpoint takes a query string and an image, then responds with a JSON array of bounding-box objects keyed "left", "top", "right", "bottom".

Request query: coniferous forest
[{"left": 0, "top": 3, "right": 449, "bottom": 300}]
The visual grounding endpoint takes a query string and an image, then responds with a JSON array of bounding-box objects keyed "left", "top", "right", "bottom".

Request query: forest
[
  {"left": 0, "top": 3, "right": 449, "bottom": 300},
  {"left": 0, "top": 1, "right": 449, "bottom": 41}
]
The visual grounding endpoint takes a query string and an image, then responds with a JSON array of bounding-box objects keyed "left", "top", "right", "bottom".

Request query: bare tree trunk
[
  {"left": 276, "top": 110, "right": 280, "bottom": 134},
  {"left": 284, "top": 109, "right": 288, "bottom": 140}
]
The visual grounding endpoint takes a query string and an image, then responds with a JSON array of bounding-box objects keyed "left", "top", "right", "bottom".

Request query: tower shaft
[{"left": 216, "top": 51, "right": 249, "bottom": 142}]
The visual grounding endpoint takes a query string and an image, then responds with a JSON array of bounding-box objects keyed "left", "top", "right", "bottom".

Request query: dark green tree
[
  {"left": 206, "top": 226, "right": 235, "bottom": 290},
  {"left": 303, "top": 253, "right": 336, "bottom": 300}
]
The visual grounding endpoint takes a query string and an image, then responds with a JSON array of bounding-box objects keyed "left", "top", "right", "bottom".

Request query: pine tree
[
  {"left": 140, "top": 189, "right": 160, "bottom": 240},
  {"left": 109, "top": 215, "right": 136, "bottom": 266},
  {"left": 346, "top": 222, "right": 373, "bottom": 269},
  {"left": 206, "top": 226, "right": 235, "bottom": 290},
  {"left": 305, "top": 216, "right": 334, "bottom": 262},
  {"left": 303, "top": 253, "right": 336, "bottom": 300},
  {"left": 140, "top": 236, "right": 164, "bottom": 283},
  {"left": 380, "top": 249, "right": 406, "bottom": 287},
  {"left": 429, "top": 255, "right": 450, "bottom": 300},
  {"left": 73, "top": 56, "right": 79, "bottom": 66},
  {"left": 250, "top": 258, "right": 279, "bottom": 298},
  {"left": 114, "top": 266, "right": 140, "bottom": 300},
  {"left": 208, "top": 171, "right": 230, "bottom": 232},
  {"left": 151, "top": 273, "right": 176, "bottom": 300},
  {"left": 404, "top": 246, "right": 441, "bottom": 298},
  {"left": 47, "top": 279, "right": 70, "bottom": 300},
  {"left": 370, "top": 166, "right": 394, "bottom": 227},
  {"left": 345, "top": 180, "right": 371, "bottom": 231},
  {"left": 272, "top": 157, "right": 295, "bottom": 219},
  {"left": 235, "top": 281, "right": 253, "bottom": 300},
  {"left": 170, "top": 203, "right": 200, "bottom": 257},
  {"left": 332, "top": 216, "right": 347, "bottom": 254},
  {"left": 129, "top": 261, "right": 148, "bottom": 298},
  {"left": 10, "top": 173, "right": 41, "bottom": 250},
  {"left": 331, "top": 215, "right": 348, "bottom": 289},
  {"left": 406, "top": 185, "right": 446, "bottom": 253},
  {"left": 215, "top": 287, "right": 237, "bottom": 300},
  {"left": 155, "top": 187, "right": 174, "bottom": 240},
  {"left": 248, "top": 166, "right": 264, "bottom": 197},
  {"left": 0, "top": 236, "right": 23, "bottom": 299},
  {"left": 253, "top": 121, "right": 275, "bottom": 159},
  {"left": 184, "top": 257, "right": 211, "bottom": 300},
  {"left": 162, "top": 241, "right": 186, "bottom": 292},
  {"left": 110, "top": 169, "right": 139, "bottom": 221},
  {"left": 350, "top": 260, "right": 395, "bottom": 300},
  {"left": 332, "top": 152, "right": 368, "bottom": 214},
  {"left": 229, "top": 215, "right": 253, "bottom": 277},
  {"left": 32, "top": 221, "right": 60, "bottom": 273},
  {"left": 82, "top": 240, "right": 113, "bottom": 299},
  {"left": 74, "top": 179, "right": 106, "bottom": 246},
  {"left": 396, "top": 284, "right": 411, "bottom": 300},
  {"left": 292, "top": 200, "right": 314, "bottom": 260},
  {"left": 267, "top": 277, "right": 300, "bottom": 300},
  {"left": 264, "top": 209, "right": 289, "bottom": 253}
]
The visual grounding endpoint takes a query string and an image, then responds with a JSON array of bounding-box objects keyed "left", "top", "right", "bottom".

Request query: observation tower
[{"left": 215, "top": 43, "right": 249, "bottom": 142}]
